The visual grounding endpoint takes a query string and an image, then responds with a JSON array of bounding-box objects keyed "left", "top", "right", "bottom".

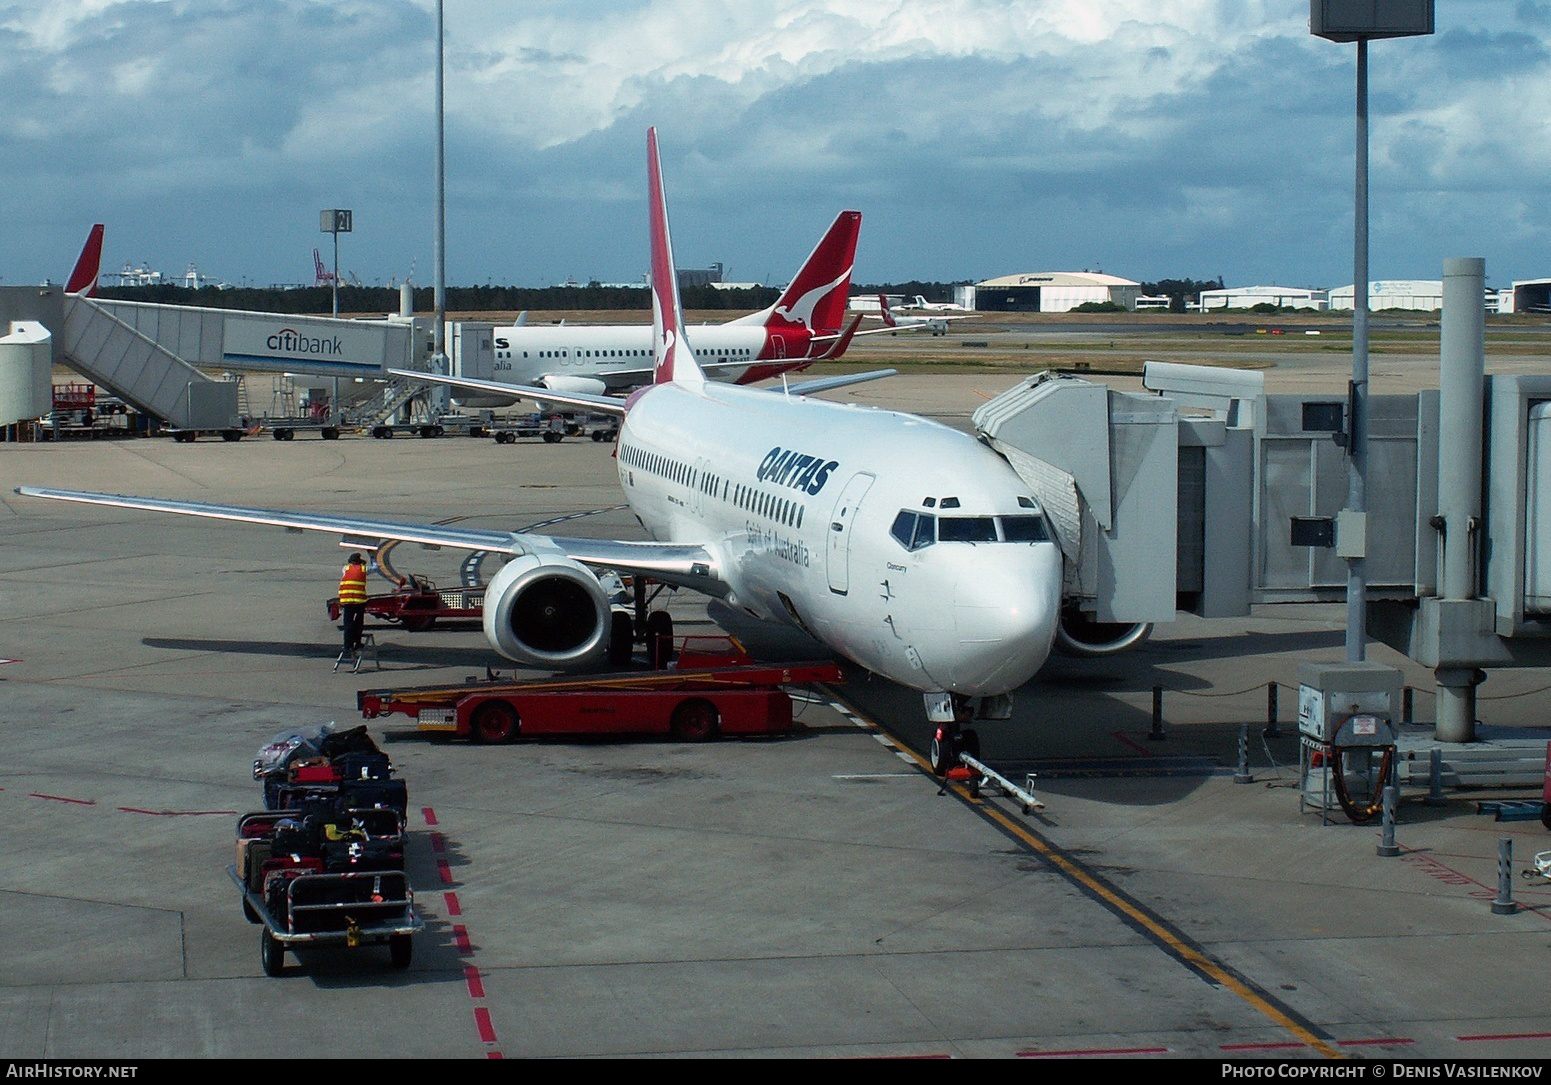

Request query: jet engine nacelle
[
  {"left": 536, "top": 374, "right": 608, "bottom": 395},
  {"left": 482, "top": 554, "right": 611, "bottom": 668},
  {"left": 1053, "top": 605, "right": 1152, "bottom": 658}
]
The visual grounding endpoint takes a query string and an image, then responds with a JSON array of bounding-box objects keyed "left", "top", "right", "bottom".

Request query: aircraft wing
[
  {"left": 15, "top": 487, "right": 728, "bottom": 595},
  {"left": 16, "top": 486, "right": 537, "bottom": 554},
  {"left": 387, "top": 369, "right": 626, "bottom": 416},
  {"left": 777, "top": 369, "right": 898, "bottom": 396}
]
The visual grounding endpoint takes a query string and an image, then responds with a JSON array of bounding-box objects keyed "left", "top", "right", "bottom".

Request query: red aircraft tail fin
[{"left": 65, "top": 224, "right": 104, "bottom": 297}]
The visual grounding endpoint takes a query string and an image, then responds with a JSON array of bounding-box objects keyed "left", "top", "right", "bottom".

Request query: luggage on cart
[{"left": 341, "top": 777, "right": 408, "bottom": 818}]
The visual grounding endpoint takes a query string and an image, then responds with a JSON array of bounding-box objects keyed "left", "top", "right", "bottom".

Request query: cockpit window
[
  {"left": 999, "top": 515, "right": 1050, "bottom": 542},
  {"left": 890, "top": 510, "right": 936, "bottom": 551},
  {"left": 895, "top": 510, "right": 1052, "bottom": 548},
  {"left": 937, "top": 516, "right": 997, "bottom": 543}
]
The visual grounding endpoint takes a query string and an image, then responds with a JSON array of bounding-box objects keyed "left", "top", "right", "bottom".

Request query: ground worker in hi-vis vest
[{"left": 338, "top": 553, "right": 369, "bottom": 656}]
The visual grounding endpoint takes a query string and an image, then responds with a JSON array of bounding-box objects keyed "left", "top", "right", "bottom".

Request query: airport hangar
[{"left": 952, "top": 272, "right": 1140, "bottom": 313}]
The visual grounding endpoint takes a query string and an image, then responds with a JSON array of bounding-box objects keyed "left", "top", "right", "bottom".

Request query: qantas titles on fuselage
[{"left": 756, "top": 446, "right": 839, "bottom": 496}]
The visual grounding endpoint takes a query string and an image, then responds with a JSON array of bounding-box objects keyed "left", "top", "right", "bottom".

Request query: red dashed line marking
[
  {"left": 28, "top": 793, "right": 95, "bottom": 805},
  {"left": 1110, "top": 731, "right": 1154, "bottom": 755},
  {"left": 423, "top": 805, "right": 500, "bottom": 1056},
  {"left": 1339, "top": 1037, "right": 1414, "bottom": 1048},
  {"left": 1221, "top": 1042, "right": 1307, "bottom": 1051},
  {"left": 474, "top": 1007, "right": 497, "bottom": 1043},
  {"left": 1020, "top": 1046, "right": 1170, "bottom": 1057}
]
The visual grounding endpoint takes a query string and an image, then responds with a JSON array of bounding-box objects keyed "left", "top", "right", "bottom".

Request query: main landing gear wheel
[
  {"left": 646, "top": 610, "right": 674, "bottom": 670},
  {"left": 470, "top": 701, "right": 518, "bottom": 744},
  {"left": 608, "top": 611, "right": 634, "bottom": 667},
  {"left": 670, "top": 699, "right": 720, "bottom": 742},
  {"left": 260, "top": 928, "right": 285, "bottom": 977}
]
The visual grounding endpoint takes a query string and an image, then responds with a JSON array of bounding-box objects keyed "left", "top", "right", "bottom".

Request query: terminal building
[{"left": 955, "top": 272, "right": 1140, "bottom": 313}]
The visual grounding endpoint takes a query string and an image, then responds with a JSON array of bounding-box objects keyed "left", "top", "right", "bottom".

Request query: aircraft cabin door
[
  {"left": 826, "top": 472, "right": 875, "bottom": 594},
  {"left": 770, "top": 335, "right": 787, "bottom": 359}
]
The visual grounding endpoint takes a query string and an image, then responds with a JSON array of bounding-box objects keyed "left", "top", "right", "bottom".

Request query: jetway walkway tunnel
[
  {"left": 0, "top": 286, "right": 420, "bottom": 432},
  {"left": 973, "top": 359, "right": 1551, "bottom": 733}
]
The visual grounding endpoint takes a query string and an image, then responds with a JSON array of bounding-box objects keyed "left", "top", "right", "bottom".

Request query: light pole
[
  {"left": 1310, "top": 1, "right": 1434, "bottom": 662},
  {"left": 320, "top": 208, "right": 353, "bottom": 318}
]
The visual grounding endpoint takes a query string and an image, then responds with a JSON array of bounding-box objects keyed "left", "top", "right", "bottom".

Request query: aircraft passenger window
[
  {"left": 938, "top": 517, "right": 995, "bottom": 543},
  {"left": 999, "top": 515, "right": 1050, "bottom": 543}
]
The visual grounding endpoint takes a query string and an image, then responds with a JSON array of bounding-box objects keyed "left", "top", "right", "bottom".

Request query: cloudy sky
[{"left": 3, "top": 1, "right": 1547, "bottom": 292}]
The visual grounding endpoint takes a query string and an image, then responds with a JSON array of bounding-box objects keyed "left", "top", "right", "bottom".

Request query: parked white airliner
[
  {"left": 20, "top": 130, "right": 1065, "bottom": 751},
  {"left": 454, "top": 210, "right": 867, "bottom": 406}
]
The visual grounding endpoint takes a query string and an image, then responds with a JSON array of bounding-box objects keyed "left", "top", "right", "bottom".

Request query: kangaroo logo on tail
[{"left": 767, "top": 210, "right": 861, "bottom": 334}]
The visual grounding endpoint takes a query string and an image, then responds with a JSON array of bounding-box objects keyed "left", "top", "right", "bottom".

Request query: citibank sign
[
  {"left": 267, "top": 327, "right": 342, "bottom": 355},
  {"left": 223, "top": 314, "right": 390, "bottom": 373}
]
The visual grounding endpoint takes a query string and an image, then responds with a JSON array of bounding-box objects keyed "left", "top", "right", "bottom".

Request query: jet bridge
[
  {"left": 0, "top": 286, "right": 417, "bottom": 431},
  {"left": 974, "top": 295, "right": 1551, "bottom": 743}
]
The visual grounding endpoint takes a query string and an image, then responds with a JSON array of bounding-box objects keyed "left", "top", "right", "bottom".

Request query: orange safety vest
[{"left": 338, "top": 563, "right": 369, "bottom": 605}]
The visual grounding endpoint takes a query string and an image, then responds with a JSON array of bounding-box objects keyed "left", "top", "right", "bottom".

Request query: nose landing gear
[{"left": 928, "top": 693, "right": 981, "bottom": 777}]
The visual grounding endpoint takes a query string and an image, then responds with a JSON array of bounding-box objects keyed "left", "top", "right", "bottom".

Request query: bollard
[
  {"left": 1492, "top": 838, "right": 1518, "bottom": 915},
  {"left": 1149, "top": 685, "right": 1166, "bottom": 741},
  {"left": 1425, "top": 747, "right": 1446, "bottom": 807},
  {"left": 1235, "top": 723, "right": 1252, "bottom": 783},
  {"left": 1264, "top": 683, "right": 1282, "bottom": 738},
  {"left": 1377, "top": 784, "right": 1400, "bottom": 856}
]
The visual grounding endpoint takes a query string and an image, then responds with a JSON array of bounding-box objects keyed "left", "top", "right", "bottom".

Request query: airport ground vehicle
[
  {"left": 264, "top": 418, "right": 341, "bottom": 440},
  {"left": 328, "top": 575, "right": 483, "bottom": 632},
  {"left": 356, "top": 637, "right": 842, "bottom": 744},
  {"left": 229, "top": 809, "right": 420, "bottom": 977},
  {"left": 236, "top": 725, "right": 419, "bottom": 976},
  {"left": 487, "top": 412, "right": 619, "bottom": 444}
]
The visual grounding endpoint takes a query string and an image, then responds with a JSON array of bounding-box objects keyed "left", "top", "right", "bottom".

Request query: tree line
[{"left": 97, "top": 275, "right": 1226, "bottom": 315}]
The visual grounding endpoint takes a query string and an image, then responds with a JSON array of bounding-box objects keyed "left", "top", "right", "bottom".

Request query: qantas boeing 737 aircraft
[{"left": 21, "top": 130, "right": 1066, "bottom": 762}]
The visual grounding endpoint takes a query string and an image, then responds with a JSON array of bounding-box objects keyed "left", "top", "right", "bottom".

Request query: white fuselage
[
  {"left": 480, "top": 322, "right": 800, "bottom": 397},
  {"left": 615, "top": 381, "right": 1063, "bottom": 696}
]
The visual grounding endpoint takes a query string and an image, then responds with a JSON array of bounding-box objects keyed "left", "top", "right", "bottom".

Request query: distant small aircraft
[
  {"left": 900, "top": 294, "right": 972, "bottom": 313},
  {"left": 873, "top": 294, "right": 975, "bottom": 337}
]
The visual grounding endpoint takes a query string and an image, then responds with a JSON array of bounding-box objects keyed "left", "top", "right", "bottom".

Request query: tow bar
[{"left": 942, "top": 754, "right": 1045, "bottom": 813}]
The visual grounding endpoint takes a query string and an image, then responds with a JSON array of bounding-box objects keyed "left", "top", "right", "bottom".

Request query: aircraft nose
[{"left": 944, "top": 547, "right": 1062, "bottom": 694}]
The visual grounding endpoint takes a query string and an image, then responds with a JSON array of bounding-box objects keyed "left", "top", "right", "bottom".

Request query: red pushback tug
[{"left": 356, "top": 637, "right": 843, "bottom": 744}]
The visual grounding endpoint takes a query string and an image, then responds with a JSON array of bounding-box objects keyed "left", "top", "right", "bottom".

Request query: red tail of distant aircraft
[{"left": 65, "top": 224, "right": 104, "bottom": 297}]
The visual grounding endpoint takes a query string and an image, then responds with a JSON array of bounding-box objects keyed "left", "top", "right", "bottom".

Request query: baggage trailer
[
  {"left": 357, "top": 643, "right": 843, "bottom": 744},
  {"left": 328, "top": 575, "right": 484, "bottom": 632},
  {"left": 229, "top": 809, "right": 421, "bottom": 977}
]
